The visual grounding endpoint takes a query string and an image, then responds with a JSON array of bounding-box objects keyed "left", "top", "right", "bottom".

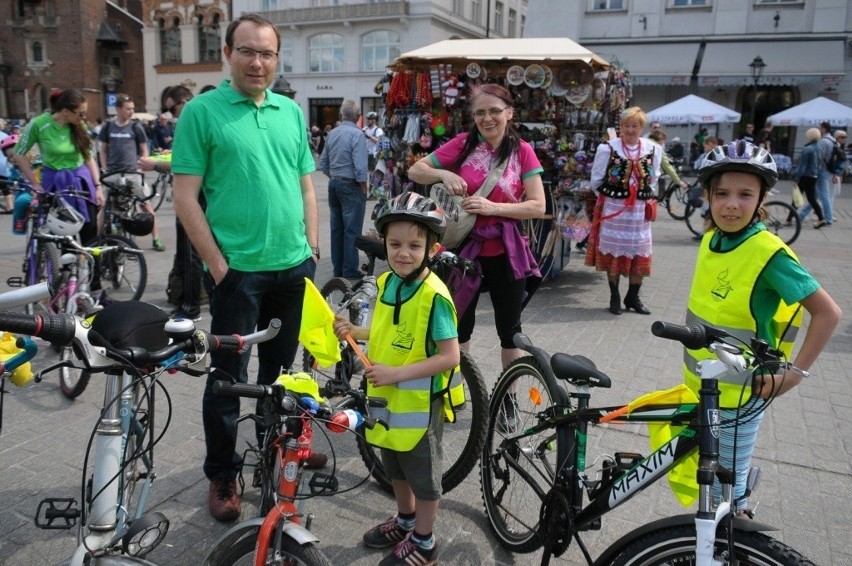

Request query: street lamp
[{"left": 748, "top": 55, "right": 766, "bottom": 125}]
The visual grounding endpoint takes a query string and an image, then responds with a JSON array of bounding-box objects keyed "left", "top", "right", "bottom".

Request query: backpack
[{"left": 827, "top": 142, "right": 847, "bottom": 175}]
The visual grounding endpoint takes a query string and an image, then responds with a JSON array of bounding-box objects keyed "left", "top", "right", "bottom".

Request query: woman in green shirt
[{"left": 12, "top": 88, "right": 104, "bottom": 243}]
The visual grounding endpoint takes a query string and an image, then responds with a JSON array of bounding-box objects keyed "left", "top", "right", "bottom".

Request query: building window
[
  {"left": 278, "top": 37, "right": 293, "bottom": 74},
  {"left": 310, "top": 0, "right": 341, "bottom": 6},
  {"left": 521, "top": 15, "right": 525, "bottom": 36},
  {"left": 261, "top": 0, "right": 280, "bottom": 9},
  {"left": 508, "top": 8, "right": 517, "bottom": 37},
  {"left": 453, "top": 0, "right": 464, "bottom": 15},
  {"left": 197, "top": 13, "right": 221, "bottom": 63},
  {"left": 472, "top": 0, "right": 481, "bottom": 24},
  {"left": 495, "top": 2, "right": 504, "bottom": 33},
  {"left": 361, "top": 30, "right": 400, "bottom": 73},
  {"left": 31, "top": 41, "right": 45, "bottom": 64},
  {"left": 672, "top": 0, "right": 707, "bottom": 5},
  {"left": 309, "top": 33, "right": 344, "bottom": 73},
  {"left": 592, "top": 0, "right": 624, "bottom": 9},
  {"left": 159, "top": 17, "right": 182, "bottom": 64}
]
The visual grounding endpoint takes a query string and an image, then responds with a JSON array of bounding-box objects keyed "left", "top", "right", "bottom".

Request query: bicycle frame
[{"left": 497, "top": 336, "right": 776, "bottom": 566}]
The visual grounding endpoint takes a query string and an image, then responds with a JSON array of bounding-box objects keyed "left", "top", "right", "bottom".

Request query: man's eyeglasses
[
  {"left": 473, "top": 107, "right": 508, "bottom": 119},
  {"left": 234, "top": 46, "right": 278, "bottom": 63}
]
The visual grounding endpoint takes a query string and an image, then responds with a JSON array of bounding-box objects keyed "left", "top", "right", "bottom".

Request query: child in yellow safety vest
[
  {"left": 333, "top": 192, "right": 459, "bottom": 566},
  {"left": 686, "top": 140, "right": 840, "bottom": 513}
]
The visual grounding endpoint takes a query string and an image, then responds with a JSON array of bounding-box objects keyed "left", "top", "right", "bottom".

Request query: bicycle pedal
[
  {"left": 307, "top": 472, "right": 338, "bottom": 495},
  {"left": 5, "top": 276, "right": 24, "bottom": 288},
  {"left": 35, "top": 498, "right": 80, "bottom": 529}
]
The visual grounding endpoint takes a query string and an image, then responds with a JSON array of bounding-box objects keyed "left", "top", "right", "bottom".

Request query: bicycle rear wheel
[
  {"left": 97, "top": 234, "right": 147, "bottom": 301},
  {"left": 664, "top": 183, "right": 689, "bottom": 220},
  {"left": 610, "top": 524, "right": 816, "bottom": 565},
  {"left": 480, "top": 356, "right": 565, "bottom": 553},
  {"left": 356, "top": 350, "right": 489, "bottom": 494},
  {"left": 761, "top": 200, "right": 801, "bottom": 246}
]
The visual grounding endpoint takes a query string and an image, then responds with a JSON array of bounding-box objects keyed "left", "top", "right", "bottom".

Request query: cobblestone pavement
[{"left": 0, "top": 173, "right": 849, "bottom": 565}]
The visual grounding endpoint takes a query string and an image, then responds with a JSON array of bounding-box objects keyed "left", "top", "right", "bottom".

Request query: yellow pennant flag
[
  {"left": 298, "top": 278, "right": 341, "bottom": 368},
  {"left": 641, "top": 384, "right": 700, "bottom": 508}
]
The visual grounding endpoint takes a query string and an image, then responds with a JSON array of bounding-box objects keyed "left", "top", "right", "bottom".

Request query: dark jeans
[
  {"left": 202, "top": 257, "right": 316, "bottom": 480},
  {"left": 797, "top": 176, "right": 823, "bottom": 221},
  {"left": 328, "top": 178, "right": 366, "bottom": 278},
  {"left": 458, "top": 255, "right": 525, "bottom": 349}
]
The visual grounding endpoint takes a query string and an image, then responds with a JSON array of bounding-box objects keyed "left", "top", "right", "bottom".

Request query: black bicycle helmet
[
  {"left": 698, "top": 139, "right": 778, "bottom": 190},
  {"left": 120, "top": 210, "right": 155, "bottom": 236},
  {"left": 373, "top": 191, "right": 447, "bottom": 241}
]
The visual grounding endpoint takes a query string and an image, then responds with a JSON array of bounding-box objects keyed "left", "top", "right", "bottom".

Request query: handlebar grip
[
  {"left": 208, "top": 334, "right": 243, "bottom": 353},
  {"left": 651, "top": 321, "right": 706, "bottom": 350},
  {"left": 0, "top": 312, "right": 77, "bottom": 347},
  {"left": 212, "top": 380, "right": 268, "bottom": 399}
]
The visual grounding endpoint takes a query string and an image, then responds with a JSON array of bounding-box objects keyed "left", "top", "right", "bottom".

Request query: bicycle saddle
[
  {"left": 355, "top": 235, "right": 387, "bottom": 261},
  {"left": 550, "top": 353, "right": 611, "bottom": 389},
  {"left": 90, "top": 301, "right": 169, "bottom": 351}
]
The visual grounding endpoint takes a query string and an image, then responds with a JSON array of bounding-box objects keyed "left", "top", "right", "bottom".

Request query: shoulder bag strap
[{"left": 472, "top": 158, "right": 509, "bottom": 200}]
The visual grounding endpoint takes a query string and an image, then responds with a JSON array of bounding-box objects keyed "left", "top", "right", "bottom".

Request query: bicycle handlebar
[
  {"left": 651, "top": 321, "right": 709, "bottom": 350},
  {"left": 0, "top": 281, "right": 53, "bottom": 310},
  {"left": 34, "top": 232, "right": 144, "bottom": 256}
]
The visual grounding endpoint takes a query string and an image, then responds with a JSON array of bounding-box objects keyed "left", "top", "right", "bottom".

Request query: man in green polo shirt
[{"left": 172, "top": 13, "right": 320, "bottom": 522}]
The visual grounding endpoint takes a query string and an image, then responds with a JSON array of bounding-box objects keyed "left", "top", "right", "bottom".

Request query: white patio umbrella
[
  {"left": 766, "top": 96, "right": 852, "bottom": 128},
  {"left": 645, "top": 94, "right": 741, "bottom": 125}
]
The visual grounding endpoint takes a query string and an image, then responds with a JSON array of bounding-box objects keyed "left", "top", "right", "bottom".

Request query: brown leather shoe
[
  {"left": 304, "top": 452, "right": 328, "bottom": 469},
  {"left": 208, "top": 478, "right": 240, "bottom": 522}
]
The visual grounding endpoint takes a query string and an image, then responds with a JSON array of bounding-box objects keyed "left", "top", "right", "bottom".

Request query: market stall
[{"left": 373, "top": 37, "right": 632, "bottom": 277}]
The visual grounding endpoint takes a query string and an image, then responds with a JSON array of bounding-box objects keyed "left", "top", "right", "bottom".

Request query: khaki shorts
[{"left": 379, "top": 398, "right": 444, "bottom": 501}]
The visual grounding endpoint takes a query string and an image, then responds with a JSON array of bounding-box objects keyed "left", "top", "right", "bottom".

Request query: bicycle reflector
[{"left": 122, "top": 511, "right": 169, "bottom": 557}]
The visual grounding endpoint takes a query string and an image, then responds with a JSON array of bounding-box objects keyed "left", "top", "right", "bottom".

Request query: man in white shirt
[{"left": 362, "top": 111, "right": 383, "bottom": 172}]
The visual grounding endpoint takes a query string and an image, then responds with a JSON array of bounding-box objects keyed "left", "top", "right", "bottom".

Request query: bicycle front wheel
[
  {"left": 356, "top": 350, "right": 489, "bottom": 494},
  {"left": 215, "top": 526, "right": 333, "bottom": 566},
  {"left": 24, "top": 239, "right": 61, "bottom": 315},
  {"left": 610, "top": 524, "right": 816, "bottom": 566},
  {"left": 481, "top": 355, "right": 566, "bottom": 553},
  {"left": 151, "top": 173, "right": 171, "bottom": 212},
  {"left": 684, "top": 202, "right": 706, "bottom": 237},
  {"left": 59, "top": 345, "right": 90, "bottom": 399},
  {"left": 761, "top": 200, "right": 801, "bottom": 246},
  {"left": 97, "top": 234, "right": 147, "bottom": 301}
]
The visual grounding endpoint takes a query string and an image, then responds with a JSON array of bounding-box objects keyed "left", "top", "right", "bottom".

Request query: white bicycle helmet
[
  {"left": 373, "top": 191, "right": 447, "bottom": 241},
  {"left": 45, "top": 198, "right": 86, "bottom": 237},
  {"left": 698, "top": 139, "right": 778, "bottom": 190}
]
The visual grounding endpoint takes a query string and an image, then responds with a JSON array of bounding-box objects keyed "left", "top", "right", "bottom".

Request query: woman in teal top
[{"left": 12, "top": 89, "right": 103, "bottom": 243}]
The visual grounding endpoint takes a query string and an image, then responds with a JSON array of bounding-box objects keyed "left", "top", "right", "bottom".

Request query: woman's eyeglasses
[{"left": 473, "top": 107, "right": 508, "bottom": 119}]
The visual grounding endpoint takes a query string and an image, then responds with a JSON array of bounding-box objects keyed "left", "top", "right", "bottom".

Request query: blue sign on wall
[{"left": 106, "top": 92, "right": 118, "bottom": 116}]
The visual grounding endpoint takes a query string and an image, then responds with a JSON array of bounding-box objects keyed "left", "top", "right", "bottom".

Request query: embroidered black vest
[{"left": 598, "top": 142, "right": 655, "bottom": 200}]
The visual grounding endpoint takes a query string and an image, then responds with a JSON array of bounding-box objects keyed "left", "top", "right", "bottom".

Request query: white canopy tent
[
  {"left": 394, "top": 37, "right": 610, "bottom": 69},
  {"left": 645, "top": 94, "right": 741, "bottom": 125},
  {"left": 766, "top": 96, "right": 852, "bottom": 128}
]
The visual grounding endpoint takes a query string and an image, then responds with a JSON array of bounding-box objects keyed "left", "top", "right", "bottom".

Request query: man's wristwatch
[{"left": 311, "top": 246, "right": 320, "bottom": 259}]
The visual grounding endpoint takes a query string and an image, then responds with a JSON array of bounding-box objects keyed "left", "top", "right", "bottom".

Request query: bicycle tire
[
  {"left": 761, "top": 200, "right": 801, "bottom": 246},
  {"left": 216, "top": 526, "right": 333, "bottom": 566},
  {"left": 356, "top": 350, "right": 488, "bottom": 494},
  {"left": 97, "top": 234, "right": 147, "bottom": 301},
  {"left": 151, "top": 173, "right": 171, "bottom": 212},
  {"left": 24, "top": 239, "right": 61, "bottom": 315},
  {"left": 59, "top": 345, "right": 90, "bottom": 399},
  {"left": 664, "top": 183, "right": 689, "bottom": 221},
  {"left": 480, "top": 355, "right": 567, "bottom": 554},
  {"left": 684, "top": 202, "right": 706, "bottom": 237},
  {"left": 610, "top": 524, "right": 816, "bottom": 566}
]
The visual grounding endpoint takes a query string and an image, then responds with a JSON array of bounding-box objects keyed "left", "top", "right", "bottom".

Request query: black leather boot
[
  {"left": 608, "top": 281, "right": 622, "bottom": 315},
  {"left": 624, "top": 283, "right": 651, "bottom": 314}
]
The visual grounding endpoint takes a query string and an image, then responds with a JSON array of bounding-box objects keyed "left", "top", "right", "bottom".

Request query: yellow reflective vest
[
  {"left": 684, "top": 229, "right": 802, "bottom": 408},
  {"left": 366, "top": 272, "right": 462, "bottom": 452}
]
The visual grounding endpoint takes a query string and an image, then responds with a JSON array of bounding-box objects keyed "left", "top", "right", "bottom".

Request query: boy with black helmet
[
  {"left": 334, "top": 191, "right": 459, "bottom": 565},
  {"left": 683, "top": 140, "right": 840, "bottom": 513}
]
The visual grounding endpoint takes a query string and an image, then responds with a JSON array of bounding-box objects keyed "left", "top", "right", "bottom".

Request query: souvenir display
[{"left": 379, "top": 54, "right": 632, "bottom": 274}]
